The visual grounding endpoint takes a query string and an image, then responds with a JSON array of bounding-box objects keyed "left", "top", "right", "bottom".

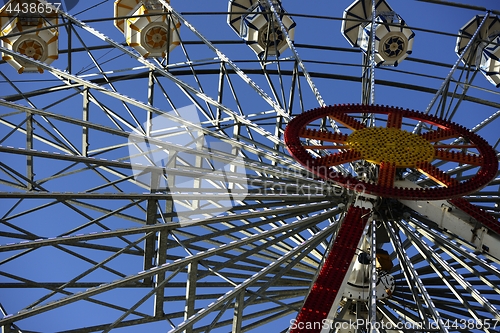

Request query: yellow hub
[{"left": 346, "top": 127, "right": 434, "bottom": 168}]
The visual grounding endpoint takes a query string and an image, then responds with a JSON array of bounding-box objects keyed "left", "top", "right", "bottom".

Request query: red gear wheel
[{"left": 284, "top": 104, "right": 498, "bottom": 200}]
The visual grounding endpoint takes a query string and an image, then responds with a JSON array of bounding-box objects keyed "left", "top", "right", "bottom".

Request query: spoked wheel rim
[{"left": 284, "top": 104, "right": 498, "bottom": 200}]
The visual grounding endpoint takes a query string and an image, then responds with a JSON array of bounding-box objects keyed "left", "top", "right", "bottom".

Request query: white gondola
[
  {"left": 479, "top": 35, "right": 500, "bottom": 87},
  {"left": 114, "top": 0, "right": 180, "bottom": 58},
  {"left": 456, "top": 15, "right": 500, "bottom": 88},
  {"left": 227, "top": 0, "right": 295, "bottom": 58},
  {"left": 0, "top": 0, "right": 59, "bottom": 74},
  {"left": 342, "top": 0, "right": 414, "bottom": 67},
  {"left": 359, "top": 14, "right": 414, "bottom": 67}
]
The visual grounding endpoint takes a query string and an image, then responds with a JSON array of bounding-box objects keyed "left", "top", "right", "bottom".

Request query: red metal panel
[{"left": 290, "top": 205, "right": 371, "bottom": 333}]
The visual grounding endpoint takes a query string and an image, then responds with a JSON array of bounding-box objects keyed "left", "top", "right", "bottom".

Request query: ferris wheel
[{"left": 0, "top": 0, "right": 499, "bottom": 332}]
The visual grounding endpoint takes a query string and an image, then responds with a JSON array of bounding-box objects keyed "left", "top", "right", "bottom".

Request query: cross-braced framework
[{"left": 0, "top": 0, "right": 499, "bottom": 332}]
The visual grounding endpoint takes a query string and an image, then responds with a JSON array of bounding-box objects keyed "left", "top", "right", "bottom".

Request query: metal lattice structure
[{"left": 0, "top": 0, "right": 499, "bottom": 332}]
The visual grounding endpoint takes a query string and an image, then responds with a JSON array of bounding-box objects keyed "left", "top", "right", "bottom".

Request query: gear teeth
[{"left": 284, "top": 104, "right": 498, "bottom": 201}]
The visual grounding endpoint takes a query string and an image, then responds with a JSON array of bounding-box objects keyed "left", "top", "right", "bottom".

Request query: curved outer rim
[{"left": 284, "top": 104, "right": 499, "bottom": 201}]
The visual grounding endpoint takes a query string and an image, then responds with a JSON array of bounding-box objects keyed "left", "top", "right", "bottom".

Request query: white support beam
[
  {"left": 184, "top": 261, "right": 198, "bottom": 333},
  {"left": 396, "top": 180, "right": 500, "bottom": 260},
  {"left": 232, "top": 291, "right": 245, "bottom": 333}
]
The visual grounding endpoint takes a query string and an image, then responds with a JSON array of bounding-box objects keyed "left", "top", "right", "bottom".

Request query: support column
[
  {"left": 184, "top": 261, "right": 198, "bottom": 333},
  {"left": 82, "top": 88, "right": 89, "bottom": 157},
  {"left": 143, "top": 172, "right": 160, "bottom": 285},
  {"left": 368, "top": 218, "right": 378, "bottom": 333},
  {"left": 26, "top": 112, "right": 33, "bottom": 191},
  {"left": 232, "top": 291, "right": 245, "bottom": 333}
]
